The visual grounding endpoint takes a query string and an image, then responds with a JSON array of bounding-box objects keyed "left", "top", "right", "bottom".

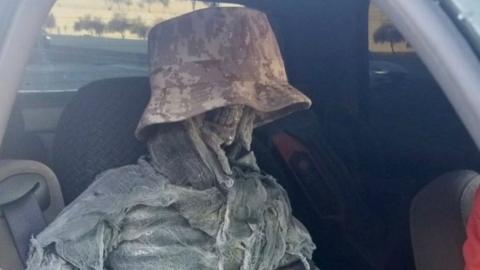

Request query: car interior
[{"left": 1, "top": 0, "right": 480, "bottom": 270}]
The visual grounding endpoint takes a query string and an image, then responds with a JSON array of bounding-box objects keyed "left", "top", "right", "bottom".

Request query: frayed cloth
[{"left": 27, "top": 157, "right": 316, "bottom": 270}]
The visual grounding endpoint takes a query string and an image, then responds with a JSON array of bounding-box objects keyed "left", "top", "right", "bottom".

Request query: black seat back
[{"left": 52, "top": 77, "right": 150, "bottom": 203}]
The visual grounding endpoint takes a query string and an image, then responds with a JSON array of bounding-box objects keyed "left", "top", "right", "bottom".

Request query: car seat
[
  {"left": 410, "top": 170, "right": 480, "bottom": 270},
  {"left": 51, "top": 76, "right": 395, "bottom": 270},
  {"left": 52, "top": 77, "right": 150, "bottom": 204}
]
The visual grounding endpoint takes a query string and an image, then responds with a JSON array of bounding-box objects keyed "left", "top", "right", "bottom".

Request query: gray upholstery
[
  {"left": 52, "top": 77, "right": 149, "bottom": 203},
  {"left": 410, "top": 170, "right": 480, "bottom": 270}
]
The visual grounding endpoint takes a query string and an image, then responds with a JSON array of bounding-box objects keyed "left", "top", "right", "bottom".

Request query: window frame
[
  {"left": 0, "top": 0, "right": 55, "bottom": 144},
  {"left": 440, "top": 0, "right": 480, "bottom": 57}
]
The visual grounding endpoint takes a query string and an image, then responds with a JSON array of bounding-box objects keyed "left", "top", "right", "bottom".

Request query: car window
[
  {"left": 440, "top": 0, "right": 480, "bottom": 56},
  {"left": 369, "top": 4, "right": 413, "bottom": 54},
  {"left": 369, "top": 3, "right": 415, "bottom": 92},
  {"left": 368, "top": 2, "right": 480, "bottom": 179},
  {"left": 20, "top": 0, "right": 241, "bottom": 92}
]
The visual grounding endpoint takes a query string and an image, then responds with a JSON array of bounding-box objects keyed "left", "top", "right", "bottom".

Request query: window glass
[
  {"left": 367, "top": 2, "right": 479, "bottom": 179},
  {"left": 21, "top": 0, "right": 241, "bottom": 92}
]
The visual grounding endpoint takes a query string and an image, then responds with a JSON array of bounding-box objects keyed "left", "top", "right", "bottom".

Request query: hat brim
[{"left": 136, "top": 80, "right": 311, "bottom": 140}]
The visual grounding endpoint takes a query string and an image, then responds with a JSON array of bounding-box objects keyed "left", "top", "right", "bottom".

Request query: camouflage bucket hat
[{"left": 136, "top": 7, "right": 312, "bottom": 140}]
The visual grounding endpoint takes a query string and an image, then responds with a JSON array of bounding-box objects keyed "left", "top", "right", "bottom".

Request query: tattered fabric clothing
[{"left": 27, "top": 157, "right": 316, "bottom": 270}]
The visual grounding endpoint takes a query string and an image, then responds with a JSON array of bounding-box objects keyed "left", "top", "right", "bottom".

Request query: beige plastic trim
[
  {"left": 0, "top": 0, "right": 56, "bottom": 148},
  {"left": 0, "top": 160, "right": 64, "bottom": 221},
  {"left": 372, "top": 0, "right": 480, "bottom": 149},
  {"left": 0, "top": 160, "right": 64, "bottom": 270}
]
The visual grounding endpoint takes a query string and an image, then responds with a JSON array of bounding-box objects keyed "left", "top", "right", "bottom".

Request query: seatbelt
[{"left": 3, "top": 188, "right": 46, "bottom": 266}]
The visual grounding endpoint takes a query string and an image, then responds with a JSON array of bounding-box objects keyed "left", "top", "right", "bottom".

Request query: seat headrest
[{"left": 53, "top": 77, "right": 150, "bottom": 203}]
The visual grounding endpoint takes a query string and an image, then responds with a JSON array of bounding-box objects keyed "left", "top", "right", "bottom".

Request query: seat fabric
[
  {"left": 52, "top": 77, "right": 150, "bottom": 204},
  {"left": 410, "top": 170, "right": 480, "bottom": 270}
]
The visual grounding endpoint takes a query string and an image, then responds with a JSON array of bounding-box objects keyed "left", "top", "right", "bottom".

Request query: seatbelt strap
[{"left": 3, "top": 190, "right": 46, "bottom": 266}]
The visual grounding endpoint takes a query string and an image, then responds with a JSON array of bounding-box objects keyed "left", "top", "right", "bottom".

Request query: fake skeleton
[
  {"left": 26, "top": 7, "right": 317, "bottom": 270},
  {"left": 26, "top": 108, "right": 316, "bottom": 270}
]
